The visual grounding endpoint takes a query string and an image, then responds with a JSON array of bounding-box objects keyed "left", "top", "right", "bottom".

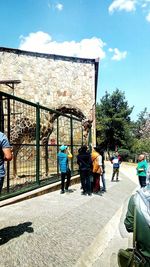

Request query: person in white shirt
[{"left": 110, "top": 152, "right": 122, "bottom": 182}]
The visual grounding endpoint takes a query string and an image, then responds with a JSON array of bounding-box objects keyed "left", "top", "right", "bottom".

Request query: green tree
[
  {"left": 133, "top": 108, "right": 148, "bottom": 139},
  {"left": 96, "top": 89, "right": 133, "bottom": 151},
  {"left": 132, "top": 109, "right": 150, "bottom": 156}
]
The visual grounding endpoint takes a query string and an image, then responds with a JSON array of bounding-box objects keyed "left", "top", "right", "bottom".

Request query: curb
[
  {"left": 75, "top": 205, "right": 123, "bottom": 267},
  {"left": 0, "top": 175, "right": 80, "bottom": 208}
]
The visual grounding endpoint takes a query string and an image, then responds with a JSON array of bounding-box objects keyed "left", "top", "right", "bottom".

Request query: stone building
[{"left": 0, "top": 47, "right": 99, "bottom": 145}]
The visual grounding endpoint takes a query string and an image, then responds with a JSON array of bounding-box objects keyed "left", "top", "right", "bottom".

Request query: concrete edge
[
  {"left": 75, "top": 204, "right": 124, "bottom": 267},
  {"left": 75, "top": 177, "right": 137, "bottom": 267},
  {"left": 0, "top": 175, "right": 80, "bottom": 208}
]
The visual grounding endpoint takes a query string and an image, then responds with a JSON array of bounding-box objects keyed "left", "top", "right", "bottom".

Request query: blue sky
[{"left": 0, "top": 0, "right": 150, "bottom": 120}]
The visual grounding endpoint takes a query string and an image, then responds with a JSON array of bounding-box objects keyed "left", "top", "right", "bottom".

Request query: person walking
[
  {"left": 91, "top": 147, "right": 102, "bottom": 194},
  {"left": 57, "top": 145, "right": 72, "bottom": 194},
  {"left": 0, "top": 131, "right": 12, "bottom": 193},
  {"left": 77, "top": 145, "right": 92, "bottom": 196},
  {"left": 136, "top": 154, "right": 147, "bottom": 188},
  {"left": 123, "top": 185, "right": 150, "bottom": 266},
  {"left": 110, "top": 151, "right": 122, "bottom": 182}
]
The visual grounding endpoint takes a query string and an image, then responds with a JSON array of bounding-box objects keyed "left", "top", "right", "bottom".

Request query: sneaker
[
  {"left": 60, "top": 190, "right": 65, "bottom": 194},
  {"left": 81, "top": 191, "right": 87, "bottom": 195},
  {"left": 101, "top": 188, "right": 106, "bottom": 192}
]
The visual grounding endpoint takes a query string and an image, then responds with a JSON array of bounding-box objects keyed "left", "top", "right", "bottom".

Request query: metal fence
[{"left": 0, "top": 92, "right": 91, "bottom": 200}]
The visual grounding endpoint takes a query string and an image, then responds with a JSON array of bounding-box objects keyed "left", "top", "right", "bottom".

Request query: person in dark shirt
[{"left": 77, "top": 145, "right": 92, "bottom": 196}]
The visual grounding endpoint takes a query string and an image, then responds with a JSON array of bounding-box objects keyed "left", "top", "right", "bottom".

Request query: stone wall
[{"left": 0, "top": 47, "right": 99, "bottom": 145}]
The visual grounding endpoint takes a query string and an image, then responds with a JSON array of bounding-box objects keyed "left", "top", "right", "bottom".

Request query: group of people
[
  {"left": 57, "top": 144, "right": 106, "bottom": 196},
  {"left": 77, "top": 145, "right": 106, "bottom": 196}
]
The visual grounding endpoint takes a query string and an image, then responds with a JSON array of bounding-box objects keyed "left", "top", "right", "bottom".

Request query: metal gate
[{"left": 0, "top": 92, "right": 89, "bottom": 199}]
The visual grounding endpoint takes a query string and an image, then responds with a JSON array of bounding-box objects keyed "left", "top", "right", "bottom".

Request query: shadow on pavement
[{"left": 0, "top": 221, "right": 34, "bottom": 245}]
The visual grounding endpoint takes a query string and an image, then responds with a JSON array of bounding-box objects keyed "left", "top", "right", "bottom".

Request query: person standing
[
  {"left": 57, "top": 145, "right": 72, "bottom": 194},
  {"left": 99, "top": 149, "right": 106, "bottom": 192},
  {"left": 110, "top": 151, "right": 122, "bottom": 182},
  {"left": 77, "top": 145, "right": 92, "bottom": 196},
  {"left": 91, "top": 147, "right": 102, "bottom": 194},
  {"left": 0, "top": 131, "right": 12, "bottom": 193},
  {"left": 136, "top": 154, "right": 147, "bottom": 188}
]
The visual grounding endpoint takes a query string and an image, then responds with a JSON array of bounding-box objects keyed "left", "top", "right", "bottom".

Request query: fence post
[
  {"left": 6, "top": 97, "right": 10, "bottom": 193},
  {"left": 36, "top": 103, "right": 40, "bottom": 185},
  {"left": 57, "top": 117, "right": 59, "bottom": 176},
  {"left": 0, "top": 94, "right": 4, "bottom": 132},
  {"left": 70, "top": 116, "right": 73, "bottom": 172},
  {"left": 88, "top": 127, "right": 92, "bottom": 153}
]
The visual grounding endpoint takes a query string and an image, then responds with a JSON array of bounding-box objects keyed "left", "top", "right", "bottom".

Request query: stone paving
[{"left": 0, "top": 162, "right": 139, "bottom": 267}]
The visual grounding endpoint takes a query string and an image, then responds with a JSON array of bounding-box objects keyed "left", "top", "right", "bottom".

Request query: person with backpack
[
  {"left": 77, "top": 145, "right": 92, "bottom": 196},
  {"left": 122, "top": 185, "right": 150, "bottom": 266},
  {"left": 110, "top": 151, "right": 122, "bottom": 182},
  {"left": 0, "top": 131, "right": 12, "bottom": 193},
  {"left": 91, "top": 146, "right": 102, "bottom": 194}
]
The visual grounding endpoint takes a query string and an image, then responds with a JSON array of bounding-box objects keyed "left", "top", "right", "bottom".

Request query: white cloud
[
  {"left": 48, "top": 2, "right": 63, "bottom": 11},
  {"left": 108, "top": 47, "right": 127, "bottom": 61},
  {"left": 109, "top": 0, "right": 137, "bottom": 13},
  {"left": 55, "top": 3, "right": 63, "bottom": 11},
  {"left": 108, "top": 0, "right": 150, "bottom": 23},
  {"left": 146, "top": 11, "right": 150, "bottom": 21},
  {"left": 19, "top": 31, "right": 106, "bottom": 59}
]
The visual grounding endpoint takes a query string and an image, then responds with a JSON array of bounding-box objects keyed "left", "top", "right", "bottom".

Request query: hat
[{"left": 60, "top": 145, "right": 68, "bottom": 151}]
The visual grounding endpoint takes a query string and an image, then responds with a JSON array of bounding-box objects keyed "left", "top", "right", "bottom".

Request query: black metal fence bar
[
  {"left": 0, "top": 91, "right": 85, "bottom": 200},
  {"left": 36, "top": 102, "right": 40, "bottom": 185}
]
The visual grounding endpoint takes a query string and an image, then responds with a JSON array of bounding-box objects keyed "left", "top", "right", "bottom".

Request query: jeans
[
  {"left": 101, "top": 173, "right": 106, "bottom": 191},
  {"left": 61, "top": 172, "right": 71, "bottom": 191},
  {"left": 112, "top": 168, "right": 119, "bottom": 181},
  {"left": 0, "top": 176, "right": 4, "bottom": 194},
  {"left": 80, "top": 169, "right": 91, "bottom": 194},
  {"left": 138, "top": 176, "right": 146, "bottom": 187}
]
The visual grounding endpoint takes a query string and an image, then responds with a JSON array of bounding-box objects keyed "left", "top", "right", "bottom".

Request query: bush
[{"left": 118, "top": 149, "right": 130, "bottom": 161}]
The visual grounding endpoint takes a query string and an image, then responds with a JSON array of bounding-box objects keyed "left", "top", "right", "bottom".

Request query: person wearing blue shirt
[
  {"left": 0, "top": 131, "right": 12, "bottom": 193},
  {"left": 57, "top": 145, "right": 72, "bottom": 194}
]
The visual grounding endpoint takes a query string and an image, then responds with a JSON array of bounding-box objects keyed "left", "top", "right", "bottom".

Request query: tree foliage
[
  {"left": 96, "top": 89, "right": 133, "bottom": 151},
  {"left": 133, "top": 108, "right": 149, "bottom": 139},
  {"left": 132, "top": 109, "right": 150, "bottom": 155}
]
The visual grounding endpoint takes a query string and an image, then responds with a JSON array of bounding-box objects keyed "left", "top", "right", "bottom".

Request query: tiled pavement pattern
[{"left": 0, "top": 162, "right": 138, "bottom": 267}]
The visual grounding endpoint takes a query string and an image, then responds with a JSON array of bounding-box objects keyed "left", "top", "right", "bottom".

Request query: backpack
[
  {"left": 118, "top": 198, "right": 150, "bottom": 267},
  {"left": 118, "top": 248, "right": 148, "bottom": 267}
]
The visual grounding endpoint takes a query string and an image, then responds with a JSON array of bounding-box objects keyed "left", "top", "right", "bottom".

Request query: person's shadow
[{"left": 0, "top": 221, "right": 34, "bottom": 245}]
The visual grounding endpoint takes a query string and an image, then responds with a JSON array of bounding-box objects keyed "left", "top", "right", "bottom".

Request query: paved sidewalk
[{"left": 0, "top": 162, "right": 138, "bottom": 267}]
